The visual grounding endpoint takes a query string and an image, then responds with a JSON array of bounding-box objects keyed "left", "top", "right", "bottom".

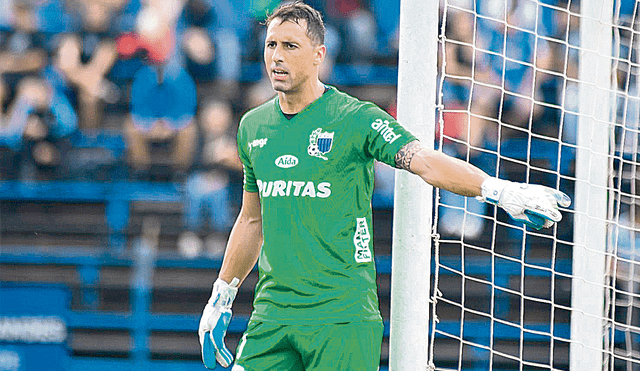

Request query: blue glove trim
[
  {"left": 523, "top": 210, "right": 547, "bottom": 230},
  {"left": 202, "top": 311, "right": 233, "bottom": 368},
  {"left": 202, "top": 331, "right": 218, "bottom": 369},
  {"left": 213, "top": 311, "right": 233, "bottom": 365}
]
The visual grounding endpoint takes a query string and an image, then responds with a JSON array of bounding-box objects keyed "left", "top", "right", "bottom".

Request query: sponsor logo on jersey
[
  {"left": 371, "top": 118, "right": 402, "bottom": 143},
  {"left": 248, "top": 138, "right": 268, "bottom": 151},
  {"left": 308, "top": 128, "right": 334, "bottom": 160},
  {"left": 257, "top": 179, "right": 331, "bottom": 198},
  {"left": 275, "top": 155, "right": 298, "bottom": 168},
  {"left": 354, "top": 217, "right": 372, "bottom": 263}
]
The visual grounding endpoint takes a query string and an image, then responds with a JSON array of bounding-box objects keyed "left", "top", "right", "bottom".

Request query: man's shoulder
[
  {"left": 241, "top": 97, "right": 278, "bottom": 125},
  {"left": 327, "top": 86, "right": 366, "bottom": 107},
  {"left": 326, "top": 86, "right": 386, "bottom": 118}
]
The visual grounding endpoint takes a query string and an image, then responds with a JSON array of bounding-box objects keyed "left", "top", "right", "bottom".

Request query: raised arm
[{"left": 395, "top": 140, "right": 571, "bottom": 230}]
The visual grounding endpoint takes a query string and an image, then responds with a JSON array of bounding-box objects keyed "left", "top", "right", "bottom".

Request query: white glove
[
  {"left": 198, "top": 277, "right": 239, "bottom": 369},
  {"left": 477, "top": 177, "right": 571, "bottom": 230}
]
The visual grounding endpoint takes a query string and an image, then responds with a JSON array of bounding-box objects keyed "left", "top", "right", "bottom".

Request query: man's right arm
[
  {"left": 218, "top": 190, "right": 263, "bottom": 286},
  {"left": 199, "top": 191, "right": 261, "bottom": 368},
  {"left": 396, "top": 140, "right": 571, "bottom": 229}
]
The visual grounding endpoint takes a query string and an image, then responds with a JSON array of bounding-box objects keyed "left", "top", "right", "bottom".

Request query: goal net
[{"left": 406, "top": 0, "right": 640, "bottom": 369}]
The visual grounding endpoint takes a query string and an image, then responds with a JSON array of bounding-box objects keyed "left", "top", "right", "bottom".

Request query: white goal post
[
  {"left": 391, "top": 0, "right": 640, "bottom": 370},
  {"left": 570, "top": 0, "right": 612, "bottom": 369},
  {"left": 389, "top": 0, "right": 438, "bottom": 369}
]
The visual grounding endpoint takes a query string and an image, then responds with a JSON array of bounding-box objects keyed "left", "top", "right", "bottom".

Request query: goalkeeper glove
[
  {"left": 198, "top": 277, "right": 240, "bottom": 369},
  {"left": 477, "top": 178, "right": 571, "bottom": 230}
]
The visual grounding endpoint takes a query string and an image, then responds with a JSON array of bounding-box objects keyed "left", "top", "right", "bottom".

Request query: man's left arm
[{"left": 395, "top": 140, "right": 572, "bottom": 229}]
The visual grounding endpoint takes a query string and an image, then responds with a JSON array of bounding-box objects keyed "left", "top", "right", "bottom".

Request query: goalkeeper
[{"left": 198, "top": 2, "right": 571, "bottom": 370}]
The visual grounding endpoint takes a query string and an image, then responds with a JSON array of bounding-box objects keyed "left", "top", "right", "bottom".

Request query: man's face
[{"left": 264, "top": 18, "right": 324, "bottom": 94}]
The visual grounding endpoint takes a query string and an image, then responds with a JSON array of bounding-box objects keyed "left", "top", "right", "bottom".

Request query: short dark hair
[{"left": 265, "top": 1, "right": 325, "bottom": 46}]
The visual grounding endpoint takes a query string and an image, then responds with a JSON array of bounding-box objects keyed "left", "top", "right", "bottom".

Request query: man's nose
[{"left": 272, "top": 44, "right": 284, "bottom": 62}]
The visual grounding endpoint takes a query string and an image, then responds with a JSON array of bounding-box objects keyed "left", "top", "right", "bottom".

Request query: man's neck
[{"left": 278, "top": 80, "right": 326, "bottom": 115}]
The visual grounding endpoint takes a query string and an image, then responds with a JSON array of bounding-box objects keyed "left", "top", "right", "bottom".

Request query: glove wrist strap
[
  {"left": 480, "top": 177, "right": 511, "bottom": 205},
  {"left": 210, "top": 278, "right": 239, "bottom": 308}
]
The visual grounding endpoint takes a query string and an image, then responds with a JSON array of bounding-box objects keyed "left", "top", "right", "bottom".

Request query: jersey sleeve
[
  {"left": 237, "top": 119, "right": 259, "bottom": 193},
  {"left": 356, "top": 103, "right": 418, "bottom": 168}
]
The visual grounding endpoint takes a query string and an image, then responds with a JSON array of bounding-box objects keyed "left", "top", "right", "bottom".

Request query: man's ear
[{"left": 313, "top": 44, "right": 326, "bottom": 66}]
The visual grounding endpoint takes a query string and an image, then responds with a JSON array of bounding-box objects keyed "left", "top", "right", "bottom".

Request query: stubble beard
[
  {"left": 271, "top": 73, "right": 308, "bottom": 95},
  {"left": 271, "top": 80, "right": 297, "bottom": 95}
]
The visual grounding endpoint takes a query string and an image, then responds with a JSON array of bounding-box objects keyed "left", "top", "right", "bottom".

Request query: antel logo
[{"left": 275, "top": 155, "right": 299, "bottom": 169}]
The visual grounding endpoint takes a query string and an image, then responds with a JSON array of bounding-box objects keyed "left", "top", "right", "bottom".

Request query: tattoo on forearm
[{"left": 395, "top": 140, "right": 423, "bottom": 171}]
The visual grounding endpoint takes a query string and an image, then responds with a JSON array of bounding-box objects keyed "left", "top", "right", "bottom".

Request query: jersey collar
[{"left": 275, "top": 85, "right": 336, "bottom": 121}]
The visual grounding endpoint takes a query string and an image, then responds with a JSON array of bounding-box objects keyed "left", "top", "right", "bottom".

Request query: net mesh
[{"left": 430, "top": 0, "right": 640, "bottom": 369}]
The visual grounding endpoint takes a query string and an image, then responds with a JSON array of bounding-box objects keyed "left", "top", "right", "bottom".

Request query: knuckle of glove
[
  {"left": 501, "top": 183, "right": 565, "bottom": 228},
  {"left": 526, "top": 198, "right": 562, "bottom": 222},
  {"left": 503, "top": 203, "right": 525, "bottom": 218}
]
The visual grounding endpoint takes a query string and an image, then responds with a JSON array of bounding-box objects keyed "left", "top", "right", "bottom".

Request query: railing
[
  {"left": 0, "top": 245, "right": 575, "bottom": 371},
  {"left": 0, "top": 180, "right": 182, "bottom": 252}
]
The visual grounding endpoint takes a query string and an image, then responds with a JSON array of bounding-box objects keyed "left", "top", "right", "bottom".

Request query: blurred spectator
[
  {"left": 615, "top": 201, "right": 640, "bottom": 264},
  {"left": 369, "top": 0, "right": 400, "bottom": 59},
  {"left": 0, "top": 0, "right": 73, "bottom": 33},
  {"left": 476, "top": 2, "right": 540, "bottom": 135},
  {"left": 0, "top": 75, "right": 77, "bottom": 180},
  {"left": 58, "top": 0, "right": 126, "bottom": 129},
  {"left": 532, "top": 41, "right": 564, "bottom": 139},
  {"left": 299, "top": 0, "right": 342, "bottom": 79},
  {"left": 29, "top": 0, "right": 76, "bottom": 33},
  {"left": 325, "top": 0, "right": 378, "bottom": 63},
  {"left": 122, "top": 4, "right": 198, "bottom": 180},
  {"left": 610, "top": 196, "right": 640, "bottom": 343},
  {"left": 437, "top": 8, "right": 500, "bottom": 237},
  {"left": 179, "top": 4, "right": 216, "bottom": 81},
  {"left": 613, "top": 3, "right": 639, "bottom": 153},
  {"left": 436, "top": 98, "right": 494, "bottom": 239},
  {"left": 0, "top": 25, "right": 81, "bottom": 181},
  {"left": 178, "top": 98, "right": 242, "bottom": 259},
  {"left": 0, "top": 76, "right": 11, "bottom": 179},
  {"left": 0, "top": 1, "right": 49, "bottom": 97},
  {"left": 504, "top": 2, "right": 537, "bottom": 97},
  {"left": 0, "top": 77, "right": 6, "bottom": 118},
  {"left": 242, "top": 0, "right": 280, "bottom": 63},
  {"left": 557, "top": 3, "right": 580, "bottom": 145},
  {"left": 178, "top": 0, "right": 253, "bottom": 95},
  {"left": 442, "top": 9, "right": 475, "bottom": 79},
  {"left": 0, "top": 1, "right": 11, "bottom": 29},
  {"left": 441, "top": 9, "right": 501, "bottom": 107},
  {"left": 245, "top": 76, "right": 276, "bottom": 110}
]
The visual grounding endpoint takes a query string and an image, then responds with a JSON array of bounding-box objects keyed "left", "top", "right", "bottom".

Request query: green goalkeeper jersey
[{"left": 237, "top": 86, "right": 417, "bottom": 325}]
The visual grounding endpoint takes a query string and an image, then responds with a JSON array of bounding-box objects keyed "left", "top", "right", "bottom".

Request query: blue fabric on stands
[{"left": 130, "top": 62, "right": 197, "bottom": 131}]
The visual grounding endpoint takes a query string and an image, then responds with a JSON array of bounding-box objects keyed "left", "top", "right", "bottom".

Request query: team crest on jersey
[{"left": 308, "top": 128, "right": 334, "bottom": 160}]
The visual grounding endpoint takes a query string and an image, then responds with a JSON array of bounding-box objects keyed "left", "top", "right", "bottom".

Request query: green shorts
[{"left": 232, "top": 320, "right": 384, "bottom": 371}]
